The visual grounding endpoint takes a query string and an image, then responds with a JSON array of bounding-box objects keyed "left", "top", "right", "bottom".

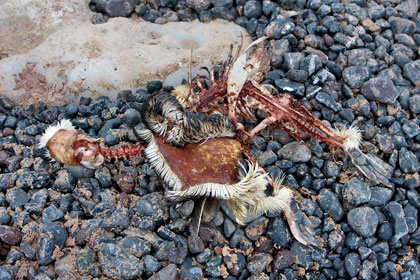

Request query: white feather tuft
[
  {"left": 333, "top": 124, "right": 362, "bottom": 151},
  {"left": 167, "top": 160, "right": 266, "bottom": 200},
  {"left": 38, "top": 119, "right": 75, "bottom": 149}
]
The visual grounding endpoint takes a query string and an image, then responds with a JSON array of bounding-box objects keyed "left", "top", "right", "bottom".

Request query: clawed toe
[
  {"left": 347, "top": 148, "right": 393, "bottom": 187},
  {"left": 283, "top": 198, "right": 320, "bottom": 248}
]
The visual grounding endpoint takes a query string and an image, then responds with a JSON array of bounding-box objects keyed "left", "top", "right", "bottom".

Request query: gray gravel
[{"left": 0, "top": 0, "right": 420, "bottom": 279}]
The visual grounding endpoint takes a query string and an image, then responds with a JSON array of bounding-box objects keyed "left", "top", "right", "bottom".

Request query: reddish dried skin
[
  {"left": 187, "top": 41, "right": 344, "bottom": 149},
  {"left": 155, "top": 136, "right": 242, "bottom": 189},
  {"left": 100, "top": 145, "right": 144, "bottom": 162}
]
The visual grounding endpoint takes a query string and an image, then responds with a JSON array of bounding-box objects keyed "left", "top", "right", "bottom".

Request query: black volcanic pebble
[
  {"left": 0, "top": 0, "right": 419, "bottom": 278},
  {"left": 89, "top": 0, "right": 138, "bottom": 17},
  {"left": 347, "top": 207, "right": 378, "bottom": 238},
  {"left": 343, "top": 178, "right": 371, "bottom": 206},
  {"left": 6, "top": 187, "right": 30, "bottom": 210},
  {"left": 98, "top": 243, "right": 144, "bottom": 279},
  {"left": 36, "top": 232, "right": 55, "bottom": 265}
]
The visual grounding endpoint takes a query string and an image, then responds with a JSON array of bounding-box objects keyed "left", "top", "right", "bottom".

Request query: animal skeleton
[{"left": 39, "top": 38, "right": 392, "bottom": 248}]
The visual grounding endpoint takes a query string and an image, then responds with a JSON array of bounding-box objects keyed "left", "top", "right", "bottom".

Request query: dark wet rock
[
  {"left": 408, "top": 94, "right": 420, "bottom": 114},
  {"left": 211, "top": 6, "right": 237, "bottom": 21},
  {"left": 36, "top": 107, "right": 59, "bottom": 123},
  {"left": 290, "top": 240, "right": 312, "bottom": 267},
  {"left": 54, "top": 170, "right": 76, "bottom": 193},
  {"left": 180, "top": 267, "right": 203, "bottom": 280},
  {"left": 104, "top": 128, "right": 124, "bottom": 146},
  {"left": 144, "top": 255, "right": 161, "bottom": 276},
  {"left": 316, "top": 91, "right": 340, "bottom": 112},
  {"left": 389, "top": 16, "right": 416, "bottom": 35},
  {"left": 123, "top": 108, "right": 141, "bottom": 127},
  {"left": 369, "top": 187, "right": 393, "bottom": 207},
  {"left": 244, "top": 0, "right": 262, "bottom": 18},
  {"left": 134, "top": 193, "right": 168, "bottom": 225},
  {"left": 328, "top": 229, "right": 345, "bottom": 251},
  {"left": 300, "top": 54, "right": 322, "bottom": 76},
  {"left": 25, "top": 188, "right": 49, "bottom": 216},
  {"left": 402, "top": 120, "right": 420, "bottom": 138},
  {"left": 186, "top": 0, "right": 210, "bottom": 11},
  {"left": 198, "top": 221, "right": 216, "bottom": 242},
  {"left": 112, "top": 173, "right": 135, "bottom": 193},
  {"left": 0, "top": 173, "right": 17, "bottom": 192},
  {"left": 0, "top": 96, "right": 15, "bottom": 110},
  {"left": 89, "top": 0, "right": 138, "bottom": 17},
  {"left": 20, "top": 241, "right": 36, "bottom": 260},
  {"left": 196, "top": 248, "right": 213, "bottom": 264},
  {"left": 343, "top": 66, "right": 370, "bottom": 89},
  {"left": 168, "top": 246, "right": 188, "bottom": 264},
  {"left": 6, "top": 187, "right": 30, "bottom": 210},
  {"left": 0, "top": 267, "right": 12, "bottom": 280},
  {"left": 273, "top": 250, "right": 294, "bottom": 270},
  {"left": 286, "top": 69, "right": 308, "bottom": 82},
  {"left": 361, "top": 77, "right": 400, "bottom": 104},
  {"left": 149, "top": 263, "right": 178, "bottom": 280},
  {"left": 403, "top": 60, "right": 420, "bottom": 86},
  {"left": 274, "top": 78, "right": 305, "bottom": 97},
  {"left": 167, "top": 219, "right": 188, "bottom": 234},
  {"left": 76, "top": 247, "right": 96, "bottom": 274},
  {"left": 399, "top": 148, "right": 420, "bottom": 173},
  {"left": 99, "top": 243, "right": 144, "bottom": 280},
  {"left": 187, "top": 235, "right": 204, "bottom": 254},
  {"left": 278, "top": 142, "right": 311, "bottom": 163},
  {"left": 224, "top": 217, "right": 236, "bottom": 238},
  {"left": 257, "top": 150, "right": 277, "bottom": 166},
  {"left": 157, "top": 226, "right": 186, "bottom": 245},
  {"left": 346, "top": 232, "right": 367, "bottom": 250},
  {"left": 94, "top": 167, "right": 112, "bottom": 188},
  {"left": 36, "top": 232, "right": 55, "bottom": 266},
  {"left": 41, "top": 205, "right": 64, "bottom": 223},
  {"left": 323, "top": 160, "right": 340, "bottom": 177},
  {"left": 15, "top": 170, "right": 50, "bottom": 190},
  {"left": 12, "top": 210, "right": 31, "bottom": 226},
  {"left": 318, "top": 189, "right": 344, "bottom": 222},
  {"left": 247, "top": 253, "right": 273, "bottom": 274},
  {"left": 0, "top": 150, "right": 8, "bottom": 167},
  {"left": 376, "top": 134, "right": 394, "bottom": 153},
  {"left": 179, "top": 200, "right": 194, "bottom": 218},
  {"left": 384, "top": 202, "right": 409, "bottom": 243},
  {"left": 5, "top": 155, "right": 23, "bottom": 172},
  {"left": 245, "top": 216, "right": 268, "bottom": 241},
  {"left": 103, "top": 208, "right": 130, "bottom": 232},
  {"left": 42, "top": 222, "right": 68, "bottom": 248},
  {"left": 265, "top": 18, "right": 295, "bottom": 39},
  {"left": 343, "top": 178, "right": 371, "bottom": 206},
  {"left": 119, "top": 236, "right": 151, "bottom": 258},
  {"left": 347, "top": 207, "right": 378, "bottom": 238},
  {"left": 344, "top": 252, "right": 361, "bottom": 277},
  {"left": 267, "top": 217, "right": 291, "bottom": 248},
  {"left": 0, "top": 225, "right": 22, "bottom": 245},
  {"left": 283, "top": 52, "right": 304, "bottom": 71},
  {"left": 0, "top": 208, "right": 10, "bottom": 224},
  {"left": 230, "top": 228, "right": 244, "bottom": 248}
]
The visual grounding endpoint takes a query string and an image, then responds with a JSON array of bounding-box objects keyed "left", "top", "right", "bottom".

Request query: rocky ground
[{"left": 1, "top": 0, "right": 420, "bottom": 279}]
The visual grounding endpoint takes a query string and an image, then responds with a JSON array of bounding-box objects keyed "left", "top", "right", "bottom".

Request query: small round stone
[
  {"left": 273, "top": 250, "right": 294, "bottom": 270},
  {"left": 344, "top": 252, "right": 361, "bottom": 277},
  {"left": 123, "top": 109, "right": 141, "bottom": 127},
  {"left": 244, "top": 0, "right": 262, "bottom": 18},
  {"left": 347, "top": 207, "right": 378, "bottom": 238},
  {"left": 343, "top": 178, "right": 371, "bottom": 206}
]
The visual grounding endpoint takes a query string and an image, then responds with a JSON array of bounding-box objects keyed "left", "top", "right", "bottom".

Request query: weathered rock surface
[
  {"left": 0, "top": 0, "right": 93, "bottom": 57},
  {"left": 0, "top": 17, "right": 250, "bottom": 105}
]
